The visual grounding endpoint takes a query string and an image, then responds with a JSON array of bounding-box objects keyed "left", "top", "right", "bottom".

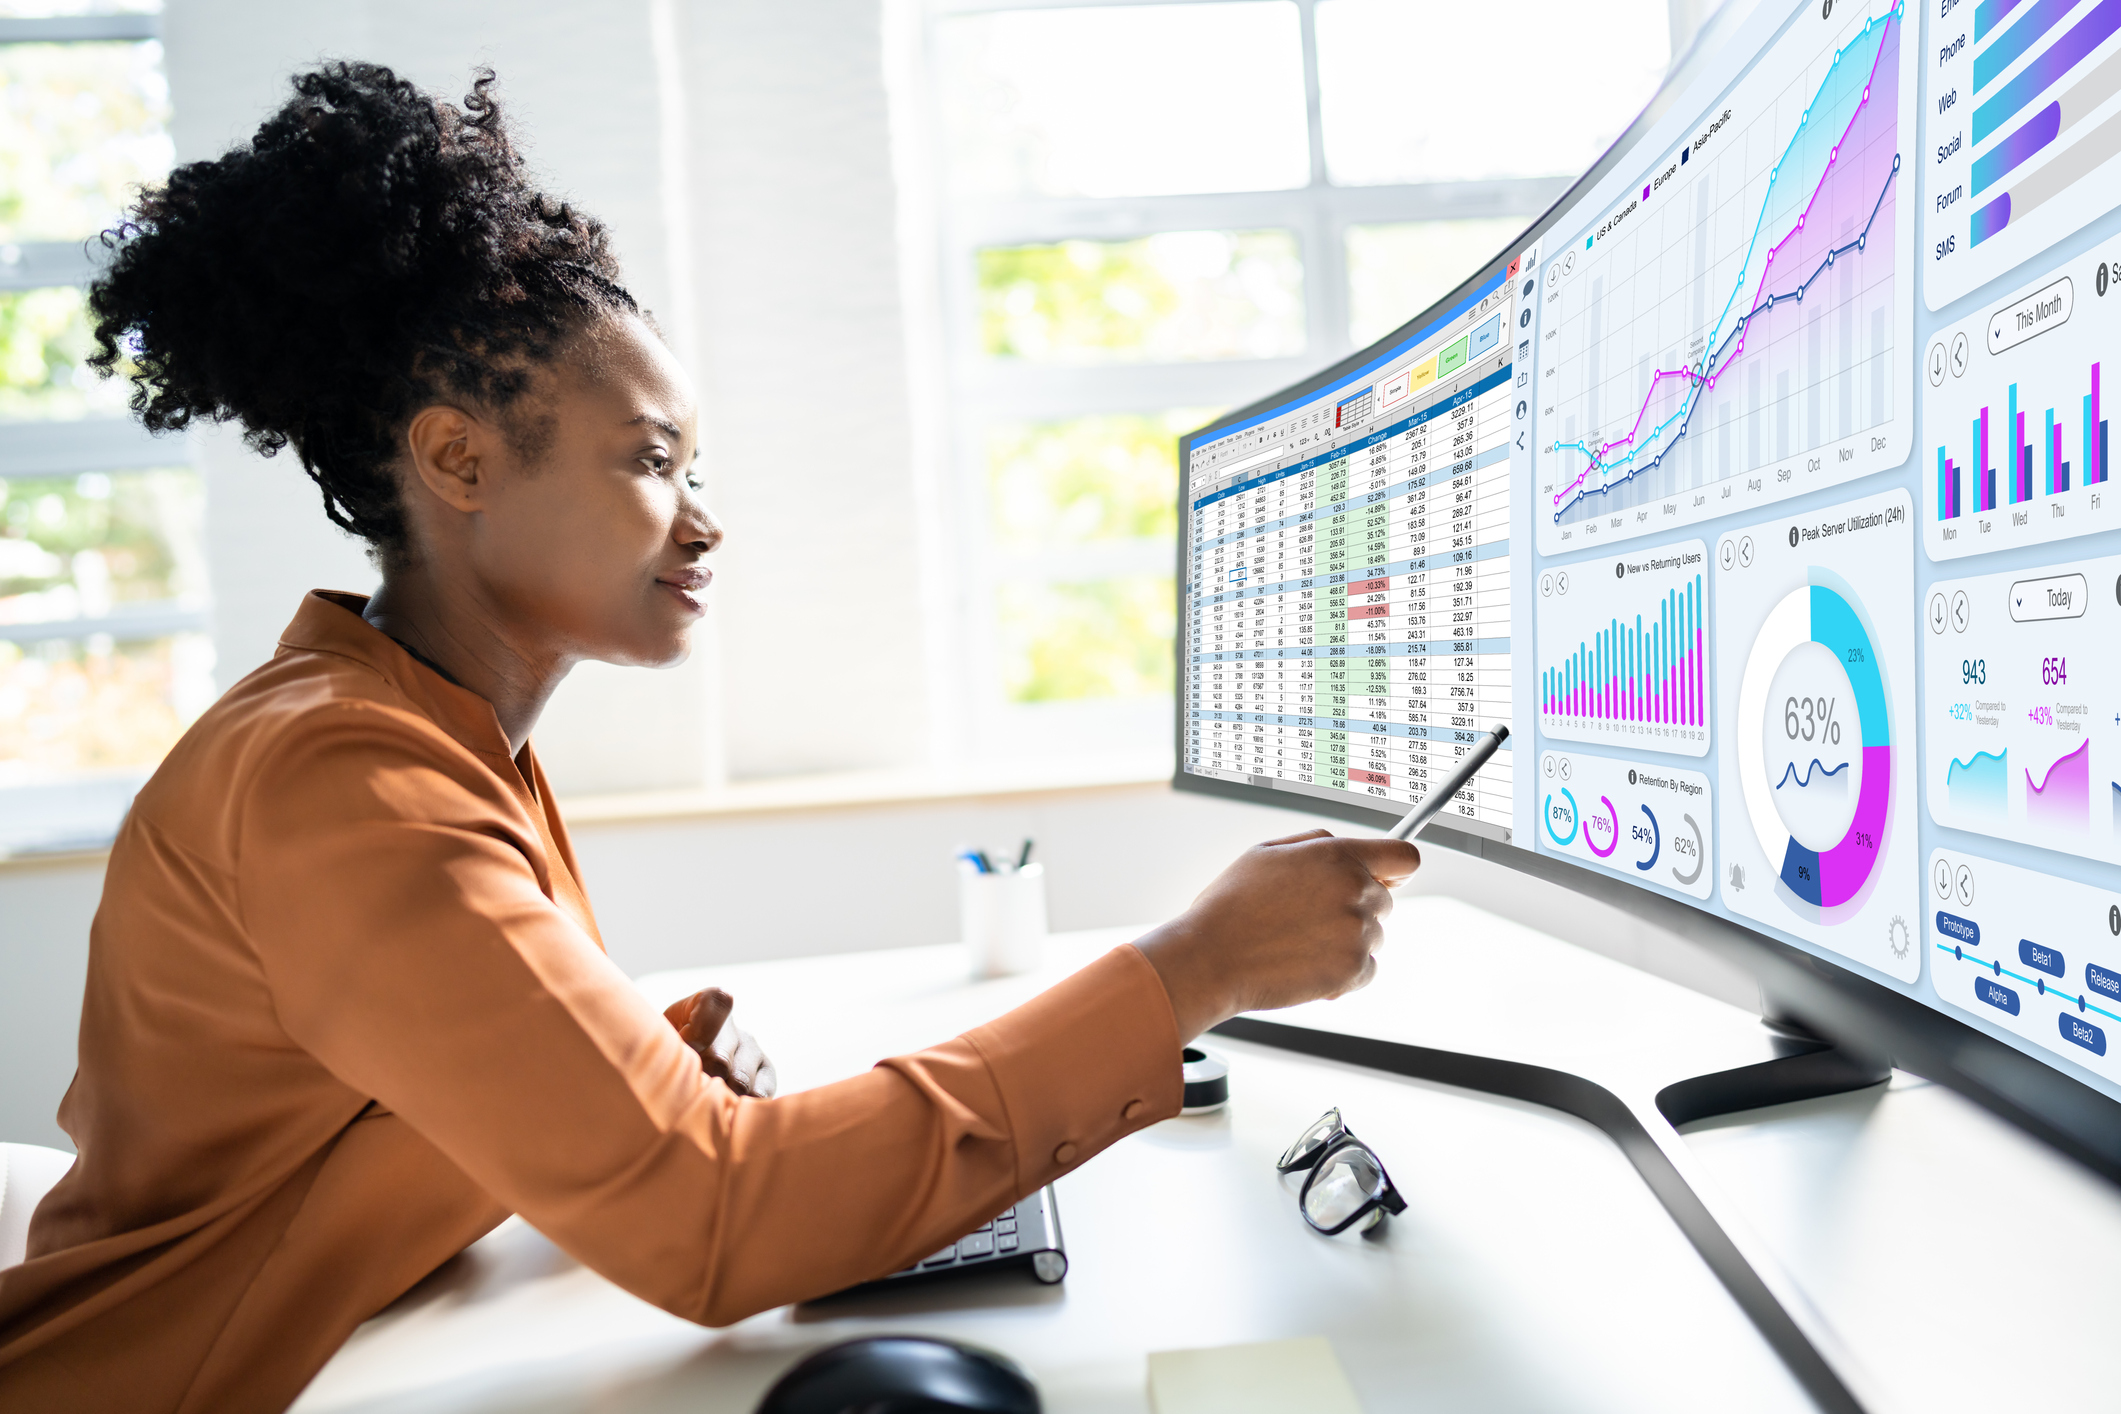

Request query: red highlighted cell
[
  {"left": 1349, "top": 604, "right": 1390, "bottom": 619},
  {"left": 1348, "top": 577, "right": 1389, "bottom": 594},
  {"left": 1348, "top": 768, "right": 1391, "bottom": 786}
]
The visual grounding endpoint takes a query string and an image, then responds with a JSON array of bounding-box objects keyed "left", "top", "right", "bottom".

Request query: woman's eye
[
  {"left": 685, "top": 471, "right": 706, "bottom": 493},
  {"left": 638, "top": 456, "right": 671, "bottom": 475}
]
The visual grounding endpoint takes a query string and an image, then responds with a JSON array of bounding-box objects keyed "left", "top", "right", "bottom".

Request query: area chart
[
  {"left": 1534, "top": 0, "right": 1914, "bottom": 553},
  {"left": 1923, "top": 552, "right": 2120, "bottom": 866}
]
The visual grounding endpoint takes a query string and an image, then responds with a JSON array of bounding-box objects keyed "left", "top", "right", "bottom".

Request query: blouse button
[
  {"left": 1122, "top": 1099, "right": 1145, "bottom": 1122},
  {"left": 1052, "top": 1142, "right": 1079, "bottom": 1166}
]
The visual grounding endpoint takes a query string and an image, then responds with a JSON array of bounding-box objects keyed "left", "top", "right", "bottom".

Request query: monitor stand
[
  {"left": 1658, "top": 1017, "right": 1893, "bottom": 1128},
  {"left": 1212, "top": 1013, "right": 1892, "bottom": 1414}
]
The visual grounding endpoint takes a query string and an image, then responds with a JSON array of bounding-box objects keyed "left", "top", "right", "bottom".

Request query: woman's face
[{"left": 454, "top": 313, "right": 718, "bottom": 670}]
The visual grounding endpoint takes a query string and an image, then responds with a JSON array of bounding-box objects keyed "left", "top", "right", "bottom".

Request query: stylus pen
[{"left": 1385, "top": 724, "right": 1510, "bottom": 842}]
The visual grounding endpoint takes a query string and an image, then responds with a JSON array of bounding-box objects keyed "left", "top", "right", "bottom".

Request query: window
[
  {"left": 0, "top": 3, "right": 203, "bottom": 856},
  {"left": 916, "top": 0, "right": 1672, "bottom": 761}
]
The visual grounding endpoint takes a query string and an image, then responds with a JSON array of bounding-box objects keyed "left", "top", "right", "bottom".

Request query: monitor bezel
[{"left": 1169, "top": 0, "right": 2121, "bottom": 1184}]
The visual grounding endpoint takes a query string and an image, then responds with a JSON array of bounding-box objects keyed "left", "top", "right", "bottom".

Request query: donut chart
[{"left": 1736, "top": 579, "right": 1892, "bottom": 912}]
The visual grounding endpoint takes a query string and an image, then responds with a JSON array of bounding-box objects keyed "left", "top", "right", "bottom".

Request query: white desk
[{"left": 289, "top": 899, "right": 2119, "bottom": 1413}]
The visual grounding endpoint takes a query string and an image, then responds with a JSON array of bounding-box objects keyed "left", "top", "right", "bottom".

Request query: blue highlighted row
[{"left": 1194, "top": 441, "right": 1510, "bottom": 556}]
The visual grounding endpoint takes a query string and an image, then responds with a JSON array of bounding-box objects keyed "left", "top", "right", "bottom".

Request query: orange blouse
[{"left": 0, "top": 592, "right": 1183, "bottom": 1414}]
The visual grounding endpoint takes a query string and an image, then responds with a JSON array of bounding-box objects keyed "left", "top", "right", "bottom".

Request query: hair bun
[{"left": 89, "top": 61, "right": 637, "bottom": 557}]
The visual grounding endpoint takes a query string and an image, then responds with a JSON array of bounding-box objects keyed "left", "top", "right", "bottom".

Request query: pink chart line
[
  {"left": 1551, "top": 11, "right": 1901, "bottom": 518},
  {"left": 1547, "top": 157, "right": 1898, "bottom": 520}
]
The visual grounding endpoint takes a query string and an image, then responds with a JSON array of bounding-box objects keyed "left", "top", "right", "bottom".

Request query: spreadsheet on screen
[{"left": 1180, "top": 273, "right": 1523, "bottom": 842}]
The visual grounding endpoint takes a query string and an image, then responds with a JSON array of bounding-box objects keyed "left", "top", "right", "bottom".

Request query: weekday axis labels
[
  {"left": 1924, "top": 551, "right": 2121, "bottom": 867},
  {"left": 1715, "top": 488, "right": 1919, "bottom": 981}
]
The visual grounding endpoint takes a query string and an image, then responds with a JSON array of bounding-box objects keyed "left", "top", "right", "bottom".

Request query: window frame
[
  {"left": 915, "top": 0, "right": 1628, "bottom": 760},
  {"left": 0, "top": 9, "right": 207, "bottom": 839}
]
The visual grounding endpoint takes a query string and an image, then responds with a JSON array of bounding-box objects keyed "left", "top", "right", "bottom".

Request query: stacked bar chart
[
  {"left": 1924, "top": 249, "right": 2121, "bottom": 558},
  {"left": 1537, "top": 541, "right": 1710, "bottom": 756},
  {"left": 1926, "top": 0, "right": 2121, "bottom": 307}
]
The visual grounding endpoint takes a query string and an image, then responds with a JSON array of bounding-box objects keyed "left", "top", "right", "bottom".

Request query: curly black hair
[{"left": 88, "top": 61, "right": 640, "bottom": 560}]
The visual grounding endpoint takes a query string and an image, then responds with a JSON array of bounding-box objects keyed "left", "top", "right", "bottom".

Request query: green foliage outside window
[
  {"left": 977, "top": 229, "right": 1302, "bottom": 364},
  {"left": 986, "top": 409, "right": 1214, "bottom": 554},
  {"left": 0, "top": 470, "right": 203, "bottom": 611},
  {"left": 997, "top": 576, "right": 1174, "bottom": 704},
  {"left": 0, "top": 285, "right": 129, "bottom": 419},
  {"left": 0, "top": 39, "right": 172, "bottom": 243}
]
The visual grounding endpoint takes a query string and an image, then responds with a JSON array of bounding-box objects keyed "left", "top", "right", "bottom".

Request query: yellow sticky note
[{"left": 1146, "top": 1336, "right": 1362, "bottom": 1414}]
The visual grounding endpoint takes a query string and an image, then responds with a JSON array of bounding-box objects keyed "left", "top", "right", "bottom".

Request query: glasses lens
[
  {"left": 1302, "top": 1145, "right": 1384, "bottom": 1231},
  {"left": 1278, "top": 1108, "right": 1342, "bottom": 1169}
]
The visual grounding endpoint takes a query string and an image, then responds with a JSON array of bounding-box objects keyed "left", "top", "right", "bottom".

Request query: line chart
[
  {"left": 1548, "top": 164, "right": 1899, "bottom": 517},
  {"left": 1532, "top": 0, "right": 1915, "bottom": 554},
  {"left": 1775, "top": 759, "right": 1850, "bottom": 790}
]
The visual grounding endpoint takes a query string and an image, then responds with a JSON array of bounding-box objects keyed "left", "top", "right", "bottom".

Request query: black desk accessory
[{"left": 755, "top": 1335, "right": 1039, "bottom": 1414}]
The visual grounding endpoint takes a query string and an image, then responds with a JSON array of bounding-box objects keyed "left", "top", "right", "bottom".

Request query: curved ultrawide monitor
[{"left": 1173, "top": 0, "right": 2121, "bottom": 1176}]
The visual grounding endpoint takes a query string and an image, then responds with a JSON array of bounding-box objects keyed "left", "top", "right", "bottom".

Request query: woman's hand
[
  {"left": 664, "top": 987, "right": 778, "bottom": 1097},
  {"left": 1133, "top": 829, "right": 1421, "bottom": 1042}
]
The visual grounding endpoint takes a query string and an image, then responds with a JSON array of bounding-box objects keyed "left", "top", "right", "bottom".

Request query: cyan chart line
[
  {"left": 1550, "top": 6, "right": 1902, "bottom": 520},
  {"left": 1936, "top": 941, "right": 2121, "bottom": 1025},
  {"left": 1551, "top": 161, "right": 1899, "bottom": 520}
]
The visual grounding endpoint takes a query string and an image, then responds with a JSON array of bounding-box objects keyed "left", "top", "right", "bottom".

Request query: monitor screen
[{"left": 1176, "top": 0, "right": 2121, "bottom": 1117}]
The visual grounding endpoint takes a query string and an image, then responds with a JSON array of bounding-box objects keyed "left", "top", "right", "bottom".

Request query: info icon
[{"left": 1788, "top": 525, "right": 1800, "bottom": 548}]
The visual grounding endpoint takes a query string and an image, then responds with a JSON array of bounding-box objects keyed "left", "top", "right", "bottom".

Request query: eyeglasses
[{"left": 1277, "top": 1108, "right": 1407, "bottom": 1236}]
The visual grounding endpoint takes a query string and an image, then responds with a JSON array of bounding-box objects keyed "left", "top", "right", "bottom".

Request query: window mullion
[
  {"left": 0, "top": 244, "right": 103, "bottom": 293},
  {"left": 1296, "top": 0, "right": 1326, "bottom": 191}
]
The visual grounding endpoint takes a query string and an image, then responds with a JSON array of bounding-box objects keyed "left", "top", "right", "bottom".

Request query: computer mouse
[{"left": 754, "top": 1335, "right": 1040, "bottom": 1414}]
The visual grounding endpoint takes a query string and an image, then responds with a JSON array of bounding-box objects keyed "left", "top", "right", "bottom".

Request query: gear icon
[{"left": 1888, "top": 915, "right": 1911, "bottom": 960}]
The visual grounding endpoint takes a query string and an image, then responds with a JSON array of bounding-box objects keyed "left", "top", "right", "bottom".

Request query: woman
[{"left": 0, "top": 65, "right": 1418, "bottom": 1413}]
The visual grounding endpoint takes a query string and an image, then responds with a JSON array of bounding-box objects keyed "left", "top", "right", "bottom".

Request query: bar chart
[
  {"left": 1935, "top": 364, "right": 2108, "bottom": 517},
  {"left": 1924, "top": 247, "right": 2121, "bottom": 559},
  {"left": 1537, "top": 539, "right": 1710, "bottom": 757},
  {"left": 1927, "top": 0, "right": 2121, "bottom": 308}
]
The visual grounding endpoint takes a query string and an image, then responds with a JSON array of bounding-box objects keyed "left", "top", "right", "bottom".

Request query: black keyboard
[{"left": 867, "top": 1185, "right": 1069, "bottom": 1290}]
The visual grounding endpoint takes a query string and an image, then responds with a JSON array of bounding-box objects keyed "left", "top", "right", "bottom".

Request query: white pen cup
[{"left": 960, "top": 861, "right": 1047, "bottom": 979}]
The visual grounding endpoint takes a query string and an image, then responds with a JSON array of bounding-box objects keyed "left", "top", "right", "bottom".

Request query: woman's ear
[{"left": 404, "top": 404, "right": 500, "bottom": 514}]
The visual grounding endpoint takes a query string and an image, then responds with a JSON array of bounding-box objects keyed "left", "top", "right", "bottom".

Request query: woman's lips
[{"left": 659, "top": 567, "right": 712, "bottom": 613}]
